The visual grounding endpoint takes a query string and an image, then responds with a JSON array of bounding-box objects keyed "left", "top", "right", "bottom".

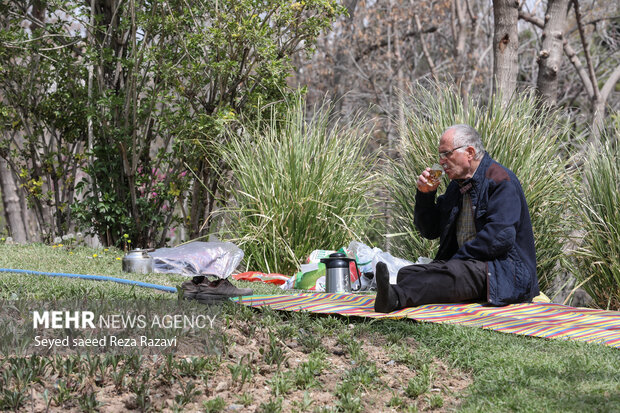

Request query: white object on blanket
[
  {"left": 348, "top": 241, "right": 416, "bottom": 286},
  {"left": 151, "top": 241, "right": 244, "bottom": 278}
]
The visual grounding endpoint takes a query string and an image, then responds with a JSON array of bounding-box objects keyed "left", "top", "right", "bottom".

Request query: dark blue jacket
[{"left": 414, "top": 153, "right": 539, "bottom": 305}]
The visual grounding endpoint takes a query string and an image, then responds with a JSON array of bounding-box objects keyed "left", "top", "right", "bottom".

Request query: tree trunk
[
  {"left": 519, "top": 7, "right": 620, "bottom": 142},
  {"left": 571, "top": 0, "right": 619, "bottom": 142},
  {"left": 0, "top": 158, "right": 28, "bottom": 243},
  {"left": 492, "top": 0, "right": 519, "bottom": 106},
  {"left": 188, "top": 160, "right": 214, "bottom": 240},
  {"left": 536, "top": 0, "right": 570, "bottom": 105},
  {"left": 330, "top": 0, "right": 358, "bottom": 116},
  {"left": 452, "top": 0, "right": 469, "bottom": 97}
]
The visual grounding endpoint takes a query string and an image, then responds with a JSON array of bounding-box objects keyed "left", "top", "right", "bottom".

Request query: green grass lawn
[{"left": 0, "top": 243, "right": 618, "bottom": 412}]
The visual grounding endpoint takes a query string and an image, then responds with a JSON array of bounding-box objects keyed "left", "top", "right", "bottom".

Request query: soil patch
[{"left": 4, "top": 318, "right": 472, "bottom": 412}]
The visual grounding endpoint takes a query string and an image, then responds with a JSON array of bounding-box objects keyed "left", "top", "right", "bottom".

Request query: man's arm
[
  {"left": 414, "top": 190, "right": 443, "bottom": 239},
  {"left": 413, "top": 167, "right": 443, "bottom": 239}
]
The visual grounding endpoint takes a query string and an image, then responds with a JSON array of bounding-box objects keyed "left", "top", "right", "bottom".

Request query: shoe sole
[
  {"left": 194, "top": 294, "right": 229, "bottom": 304},
  {"left": 195, "top": 288, "right": 253, "bottom": 298}
]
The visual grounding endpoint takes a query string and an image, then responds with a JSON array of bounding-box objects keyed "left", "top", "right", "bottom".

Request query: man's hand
[{"left": 417, "top": 167, "right": 441, "bottom": 193}]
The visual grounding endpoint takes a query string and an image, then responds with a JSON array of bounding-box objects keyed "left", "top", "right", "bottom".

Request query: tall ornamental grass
[
  {"left": 222, "top": 98, "right": 377, "bottom": 275},
  {"left": 388, "top": 83, "right": 571, "bottom": 291},
  {"left": 570, "top": 136, "right": 620, "bottom": 310}
]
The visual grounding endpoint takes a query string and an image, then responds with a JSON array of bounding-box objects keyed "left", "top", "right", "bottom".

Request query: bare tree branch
[
  {"left": 518, "top": 10, "right": 543, "bottom": 28},
  {"left": 519, "top": 10, "right": 595, "bottom": 99},
  {"left": 599, "top": 64, "right": 620, "bottom": 107},
  {"left": 464, "top": 44, "right": 493, "bottom": 98},
  {"left": 414, "top": 13, "right": 436, "bottom": 79},
  {"left": 465, "top": 0, "right": 477, "bottom": 23},
  {"left": 536, "top": 0, "right": 571, "bottom": 105},
  {"left": 450, "top": 0, "right": 458, "bottom": 47},
  {"left": 562, "top": 36, "right": 595, "bottom": 98},
  {"left": 572, "top": 0, "right": 600, "bottom": 101},
  {"left": 566, "top": 15, "right": 620, "bottom": 36},
  {"left": 454, "top": 0, "right": 468, "bottom": 56},
  {"left": 354, "top": 26, "right": 437, "bottom": 62}
]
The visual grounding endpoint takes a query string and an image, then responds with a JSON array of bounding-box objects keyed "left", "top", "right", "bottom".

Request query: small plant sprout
[
  {"left": 174, "top": 379, "right": 201, "bottom": 407},
  {"left": 267, "top": 371, "right": 294, "bottom": 396},
  {"left": 261, "top": 333, "right": 288, "bottom": 369},
  {"left": 228, "top": 355, "right": 254, "bottom": 389},
  {"left": 203, "top": 396, "right": 226, "bottom": 413},
  {"left": 405, "top": 364, "right": 432, "bottom": 399},
  {"left": 235, "top": 392, "right": 254, "bottom": 407}
]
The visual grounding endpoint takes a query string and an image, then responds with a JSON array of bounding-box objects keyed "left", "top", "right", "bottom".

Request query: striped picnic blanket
[{"left": 235, "top": 292, "right": 620, "bottom": 348}]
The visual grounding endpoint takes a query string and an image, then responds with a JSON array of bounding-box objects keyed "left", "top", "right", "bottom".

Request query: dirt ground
[{"left": 17, "top": 318, "right": 473, "bottom": 413}]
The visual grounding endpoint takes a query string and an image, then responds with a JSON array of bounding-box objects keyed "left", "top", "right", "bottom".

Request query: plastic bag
[
  {"left": 232, "top": 272, "right": 289, "bottom": 285},
  {"left": 281, "top": 243, "right": 422, "bottom": 291},
  {"left": 281, "top": 245, "right": 365, "bottom": 291},
  {"left": 306, "top": 250, "right": 336, "bottom": 263},
  {"left": 151, "top": 241, "right": 244, "bottom": 278},
  {"left": 281, "top": 264, "right": 327, "bottom": 291},
  {"left": 281, "top": 249, "right": 336, "bottom": 291},
  {"left": 348, "top": 241, "right": 415, "bottom": 286},
  {"left": 371, "top": 252, "right": 415, "bottom": 285},
  {"left": 281, "top": 251, "right": 330, "bottom": 291},
  {"left": 348, "top": 241, "right": 382, "bottom": 273}
]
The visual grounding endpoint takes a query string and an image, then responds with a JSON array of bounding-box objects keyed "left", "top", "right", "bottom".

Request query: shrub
[
  {"left": 569, "top": 134, "right": 620, "bottom": 310},
  {"left": 387, "top": 82, "right": 571, "bottom": 291},
  {"left": 2, "top": 0, "right": 344, "bottom": 247},
  {"left": 222, "top": 97, "right": 377, "bottom": 275}
]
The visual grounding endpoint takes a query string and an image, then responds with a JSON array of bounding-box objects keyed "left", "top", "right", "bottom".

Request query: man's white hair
[{"left": 445, "top": 124, "right": 486, "bottom": 160}]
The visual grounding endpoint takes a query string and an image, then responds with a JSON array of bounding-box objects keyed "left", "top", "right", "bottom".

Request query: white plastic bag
[
  {"left": 371, "top": 252, "right": 416, "bottom": 284},
  {"left": 348, "top": 241, "right": 416, "bottom": 286},
  {"left": 151, "top": 241, "right": 244, "bottom": 278},
  {"left": 348, "top": 241, "right": 382, "bottom": 273}
]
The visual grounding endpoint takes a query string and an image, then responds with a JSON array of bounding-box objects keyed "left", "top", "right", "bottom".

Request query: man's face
[{"left": 438, "top": 131, "right": 474, "bottom": 180}]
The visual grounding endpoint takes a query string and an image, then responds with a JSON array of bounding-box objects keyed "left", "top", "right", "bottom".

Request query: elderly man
[{"left": 375, "top": 124, "right": 539, "bottom": 312}]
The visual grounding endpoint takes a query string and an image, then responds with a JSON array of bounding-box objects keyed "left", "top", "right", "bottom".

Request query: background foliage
[
  {"left": 222, "top": 97, "right": 377, "bottom": 275},
  {"left": 0, "top": 2, "right": 87, "bottom": 240},
  {"left": 0, "top": 0, "right": 343, "bottom": 247},
  {"left": 292, "top": 0, "right": 619, "bottom": 141},
  {"left": 570, "top": 128, "right": 620, "bottom": 309}
]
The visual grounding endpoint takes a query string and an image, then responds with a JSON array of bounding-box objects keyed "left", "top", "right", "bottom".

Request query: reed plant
[
  {"left": 222, "top": 97, "right": 377, "bottom": 275},
  {"left": 569, "top": 134, "right": 620, "bottom": 309},
  {"left": 388, "top": 82, "right": 571, "bottom": 290}
]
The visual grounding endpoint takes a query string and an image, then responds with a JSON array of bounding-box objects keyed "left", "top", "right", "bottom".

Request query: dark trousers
[{"left": 392, "top": 260, "right": 487, "bottom": 307}]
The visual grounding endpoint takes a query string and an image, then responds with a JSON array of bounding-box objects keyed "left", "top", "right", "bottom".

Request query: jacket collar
[{"left": 456, "top": 152, "right": 491, "bottom": 194}]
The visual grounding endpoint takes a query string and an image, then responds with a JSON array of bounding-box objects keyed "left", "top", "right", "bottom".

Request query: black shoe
[
  {"left": 181, "top": 280, "right": 199, "bottom": 300},
  {"left": 182, "top": 276, "right": 252, "bottom": 301},
  {"left": 374, "top": 262, "right": 400, "bottom": 313},
  {"left": 196, "top": 278, "right": 253, "bottom": 298},
  {"left": 181, "top": 275, "right": 216, "bottom": 299},
  {"left": 194, "top": 292, "right": 228, "bottom": 304}
]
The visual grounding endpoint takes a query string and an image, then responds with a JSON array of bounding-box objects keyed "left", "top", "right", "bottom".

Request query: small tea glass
[{"left": 427, "top": 163, "right": 444, "bottom": 187}]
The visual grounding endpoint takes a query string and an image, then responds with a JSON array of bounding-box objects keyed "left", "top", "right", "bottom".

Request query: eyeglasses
[{"left": 438, "top": 145, "right": 466, "bottom": 159}]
